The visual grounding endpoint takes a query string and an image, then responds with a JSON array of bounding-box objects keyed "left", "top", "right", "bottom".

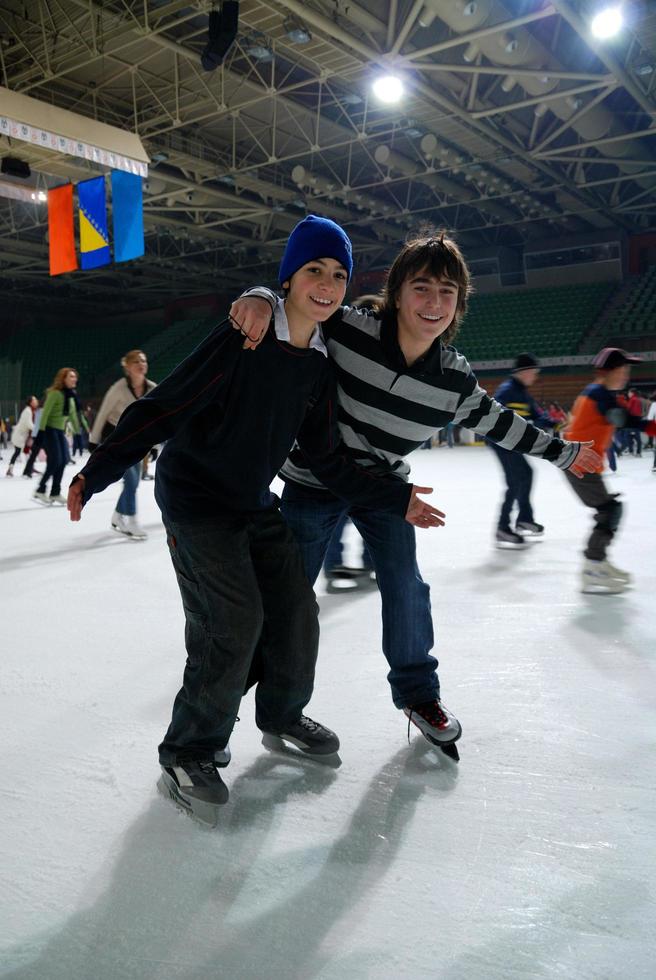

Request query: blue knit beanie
[{"left": 279, "top": 215, "right": 353, "bottom": 286}]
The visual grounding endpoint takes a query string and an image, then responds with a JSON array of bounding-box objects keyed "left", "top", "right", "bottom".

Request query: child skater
[
  {"left": 67, "top": 215, "right": 442, "bottom": 823},
  {"left": 564, "top": 347, "right": 656, "bottom": 594},
  {"left": 229, "top": 233, "right": 601, "bottom": 760}
]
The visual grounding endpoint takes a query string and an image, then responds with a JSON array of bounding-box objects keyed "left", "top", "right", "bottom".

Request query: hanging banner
[
  {"left": 78, "top": 175, "right": 110, "bottom": 270},
  {"left": 47, "top": 184, "right": 77, "bottom": 276},
  {"left": 111, "top": 170, "right": 145, "bottom": 263}
]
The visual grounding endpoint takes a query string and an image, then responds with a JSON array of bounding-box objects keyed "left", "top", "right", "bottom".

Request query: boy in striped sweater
[{"left": 231, "top": 233, "right": 600, "bottom": 758}]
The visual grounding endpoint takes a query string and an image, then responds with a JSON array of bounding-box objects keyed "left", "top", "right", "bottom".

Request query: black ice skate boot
[
  {"left": 495, "top": 527, "right": 527, "bottom": 549},
  {"left": 516, "top": 521, "right": 544, "bottom": 536},
  {"left": 158, "top": 759, "right": 229, "bottom": 826},
  {"left": 404, "top": 700, "right": 462, "bottom": 761},
  {"left": 261, "top": 715, "right": 340, "bottom": 757}
]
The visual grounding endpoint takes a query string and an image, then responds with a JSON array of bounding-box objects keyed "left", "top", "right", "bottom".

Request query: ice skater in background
[
  {"left": 5, "top": 396, "right": 37, "bottom": 477},
  {"left": 89, "top": 349, "right": 156, "bottom": 540},
  {"left": 564, "top": 347, "right": 656, "bottom": 594},
  {"left": 33, "top": 368, "right": 83, "bottom": 506},
  {"left": 68, "top": 215, "right": 441, "bottom": 823},
  {"left": 488, "top": 352, "right": 556, "bottom": 549},
  {"left": 230, "top": 233, "right": 601, "bottom": 762}
]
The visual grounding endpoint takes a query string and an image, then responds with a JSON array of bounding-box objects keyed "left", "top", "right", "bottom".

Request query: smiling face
[
  {"left": 284, "top": 257, "right": 349, "bottom": 326},
  {"left": 395, "top": 269, "right": 459, "bottom": 351},
  {"left": 64, "top": 371, "right": 78, "bottom": 389}
]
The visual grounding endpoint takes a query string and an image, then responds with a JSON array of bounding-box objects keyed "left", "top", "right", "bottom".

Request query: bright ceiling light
[
  {"left": 590, "top": 6, "right": 624, "bottom": 40},
  {"left": 372, "top": 74, "right": 404, "bottom": 104}
]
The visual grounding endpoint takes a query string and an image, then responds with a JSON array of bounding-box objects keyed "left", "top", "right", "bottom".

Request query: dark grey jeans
[
  {"left": 158, "top": 508, "right": 319, "bottom": 765},
  {"left": 564, "top": 471, "right": 622, "bottom": 561}
]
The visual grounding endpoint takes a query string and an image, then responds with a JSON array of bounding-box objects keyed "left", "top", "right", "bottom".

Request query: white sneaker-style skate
[
  {"left": 599, "top": 560, "right": 631, "bottom": 584},
  {"left": 581, "top": 559, "right": 627, "bottom": 594},
  {"left": 111, "top": 511, "right": 148, "bottom": 539},
  {"left": 33, "top": 490, "right": 52, "bottom": 505},
  {"left": 403, "top": 700, "right": 462, "bottom": 761}
]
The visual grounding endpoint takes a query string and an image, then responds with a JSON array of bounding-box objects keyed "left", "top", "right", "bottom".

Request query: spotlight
[
  {"left": 590, "top": 6, "right": 623, "bottom": 40},
  {"left": 284, "top": 16, "right": 312, "bottom": 44},
  {"left": 244, "top": 30, "right": 273, "bottom": 62},
  {"left": 372, "top": 74, "right": 404, "bottom": 104}
]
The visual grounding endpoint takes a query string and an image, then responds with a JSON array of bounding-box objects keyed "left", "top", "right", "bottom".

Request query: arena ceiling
[{"left": 1, "top": 0, "right": 656, "bottom": 314}]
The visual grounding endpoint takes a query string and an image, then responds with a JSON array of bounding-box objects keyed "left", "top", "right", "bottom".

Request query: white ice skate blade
[
  {"left": 261, "top": 733, "right": 342, "bottom": 768},
  {"left": 581, "top": 582, "right": 626, "bottom": 595},
  {"left": 157, "top": 774, "right": 222, "bottom": 828},
  {"left": 495, "top": 540, "right": 528, "bottom": 549}
]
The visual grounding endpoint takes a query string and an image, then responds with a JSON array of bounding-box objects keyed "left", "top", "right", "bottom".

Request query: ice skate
[
  {"left": 33, "top": 490, "right": 52, "bottom": 506},
  {"left": 599, "top": 560, "right": 631, "bottom": 584},
  {"left": 5, "top": 465, "right": 13, "bottom": 477},
  {"left": 516, "top": 520, "right": 544, "bottom": 537},
  {"left": 111, "top": 511, "right": 148, "bottom": 539},
  {"left": 158, "top": 760, "right": 229, "bottom": 826},
  {"left": 325, "top": 565, "right": 377, "bottom": 594},
  {"left": 495, "top": 527, "right": 527, "bottom": 549},
  {"left": 581, "top": 559, "right": 627, "bottom": 595},
  {"left": 261, "top": 714, "right": 340, "bottom": 757},
  {"left": 49, "top": 494, "right": 68, "bottom": 505},
  {"left": 404, "top": 700, "right": 462, "bottom": 761}
]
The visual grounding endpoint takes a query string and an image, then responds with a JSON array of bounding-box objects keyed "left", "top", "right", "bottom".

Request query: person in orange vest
[{"left": 564, "top": 348, "right": 656, "bottom": 594}]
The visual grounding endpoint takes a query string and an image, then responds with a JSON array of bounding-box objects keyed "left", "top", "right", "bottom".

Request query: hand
[
  {"left": 228, "top": 297, "right": 272, "bottom": 350},
  {"left": 405, "top": 485, "right": 446, "bottom": 529},
  {"left": 67, "top": 474, "right": 85, "bottom": 521},
  {"left": 567, "top": 441, "right": 602, "bottom": 479}
]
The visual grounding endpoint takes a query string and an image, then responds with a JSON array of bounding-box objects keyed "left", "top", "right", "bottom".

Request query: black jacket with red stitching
[{"left": 78, "top": 320, "right": 412, "bottom": 524}]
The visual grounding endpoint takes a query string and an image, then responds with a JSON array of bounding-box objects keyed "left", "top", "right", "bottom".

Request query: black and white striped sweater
[{"left": 243, "top": 290, "right": 580, "bottom": 491}]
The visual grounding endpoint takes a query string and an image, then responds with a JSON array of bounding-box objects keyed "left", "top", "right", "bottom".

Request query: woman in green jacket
[{"left": 34, "top": 367, "right": 81, "bottom": 505}]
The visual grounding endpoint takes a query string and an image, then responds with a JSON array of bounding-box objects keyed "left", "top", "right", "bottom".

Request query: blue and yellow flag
[
  {"left": 78, "top": 176, "right": 110, "bottom": 270},
  {"left": 111, "top": 171, "right": 144, "bottom": 263}
]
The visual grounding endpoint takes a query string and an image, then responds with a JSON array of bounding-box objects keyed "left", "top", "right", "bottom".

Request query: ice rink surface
[{"left": 1, "top": 446, "right": 655, "bottom": 980}]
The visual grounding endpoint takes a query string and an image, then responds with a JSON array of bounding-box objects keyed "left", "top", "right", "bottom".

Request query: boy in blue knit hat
[{"left": 67, "top": 215, "right": 441, "bottom": 824}]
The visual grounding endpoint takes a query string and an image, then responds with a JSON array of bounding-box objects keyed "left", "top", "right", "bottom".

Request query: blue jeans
[
  {"left": 324, "top": 512, "right": 373, "bottom": 572},
  {"left": 489, "top": 443, "right": 535, "bottom": 529},
  {"left": 37, "top": 427, "right": 67, "bottom": 496},
  {"left": 116, "top": 462, "right": 141, "bottom": 516},
  {"left": 280, "top": 483, "right": 438, "bottom": 708},
  {"left": 158, "top": 508, "right": 319, "bottom": 765}
]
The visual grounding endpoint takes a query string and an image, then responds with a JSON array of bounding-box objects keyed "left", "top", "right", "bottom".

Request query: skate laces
[
  {"left": 298, "top": 715, "right": 320, "bottom": 732},
  {"left": 197, "top": 760, "right": 219, "bottom": 777},
  {"left": 406, "top": 701, "right": 448, "bottom": 741}
]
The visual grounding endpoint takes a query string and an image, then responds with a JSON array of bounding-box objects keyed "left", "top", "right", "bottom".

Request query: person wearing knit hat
[
  {"left": 279, "top": 214, "right": 353, "bottom": 287},
  {"left": 488, "top": 352, "right": 555, "bottom": 548},
  {"left": 563, "top": 347, "right": 656, "bottom": 593},
  {"left": 67, "top": 213, "right": 442, "bottom": 820}
]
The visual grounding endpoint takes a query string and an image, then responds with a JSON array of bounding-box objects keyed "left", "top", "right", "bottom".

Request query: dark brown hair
[{"left": 378, "top": 233, "right": 472, "bottom": 345}]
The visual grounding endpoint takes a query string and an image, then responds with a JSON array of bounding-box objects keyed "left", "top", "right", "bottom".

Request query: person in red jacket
[
  {"left": 626, "top": 387, "right": 644, "bottom": 456},
  {"left": 565, "top": 348, "right": 656, "bottom": 594}
]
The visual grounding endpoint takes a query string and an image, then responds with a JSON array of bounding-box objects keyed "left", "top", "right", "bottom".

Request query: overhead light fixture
[
  {"left": 635, "top": 62, "right": 654, "bottom": 76},
  {"left": 590, "top": 6, "right": 623, "bottom": 40},
  {"left": 372, "top": 74, "right": 404, "bottom": 104},
  {"left": 283, "top": 16, "right": 312, "bottom": 44},
  {"left": 244, "top": 30, "right": 274, "bottom": 62}
]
